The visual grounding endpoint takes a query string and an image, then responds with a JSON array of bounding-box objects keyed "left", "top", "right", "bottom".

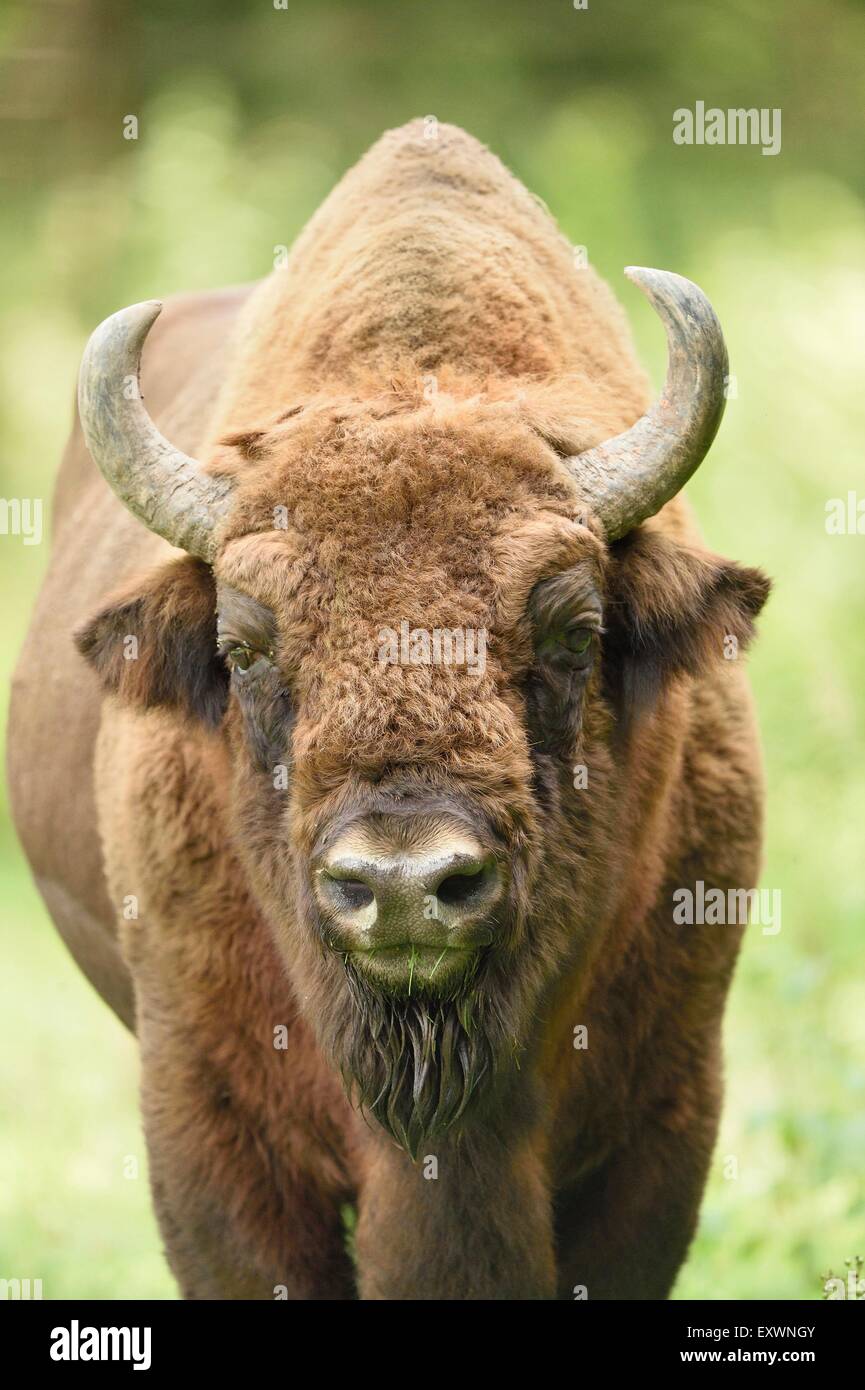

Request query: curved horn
[
  {"left": 78, "top": 300, "right": 234, "bottom": 560},
  {"left": 568, "top": 267, "right": 728, "bottom": 540}
]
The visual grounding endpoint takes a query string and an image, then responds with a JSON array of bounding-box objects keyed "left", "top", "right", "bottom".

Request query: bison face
[
  {"left": 201, "top": 404, "right": 612, "bottom": 1151},
  {"left": 77, "top": 395, "right": 768, "bottom": 1153}
]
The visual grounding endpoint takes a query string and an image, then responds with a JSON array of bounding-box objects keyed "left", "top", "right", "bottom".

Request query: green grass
[{"left": 0, "top": 839, "right": 175, "bottom": 1299}]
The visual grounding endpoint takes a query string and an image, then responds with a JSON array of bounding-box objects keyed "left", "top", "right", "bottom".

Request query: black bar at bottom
[{"left": 2, "top": 1297, "right": 856, "bottom": 1374}]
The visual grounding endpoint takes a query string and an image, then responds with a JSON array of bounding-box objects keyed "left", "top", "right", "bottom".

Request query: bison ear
[
  {"left": 74, "top": 556, "right": 228, "bottom": 727},
  {"left": 604, "top": 527, "right": 771, "bottom": 715}
]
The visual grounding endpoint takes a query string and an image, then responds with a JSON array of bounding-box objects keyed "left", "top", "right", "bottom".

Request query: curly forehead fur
[{"left": 216, "top": 381, "right": 587, "bottom": 532}]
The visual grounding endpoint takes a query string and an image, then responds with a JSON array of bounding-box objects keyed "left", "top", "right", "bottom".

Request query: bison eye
[
  {"left": 559, "top": 627, "right": 592, "bottom": 655},
  {"left": 221, "top": 642, "right": 273, "bottom": 673},
  {"left": 537, "top": 626, "right": 596, "bottom": 665}
]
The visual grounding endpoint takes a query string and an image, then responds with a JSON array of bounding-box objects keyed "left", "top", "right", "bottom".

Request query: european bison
[{"left": 8, "top": 121, "right": 769, "bottom": 1300}]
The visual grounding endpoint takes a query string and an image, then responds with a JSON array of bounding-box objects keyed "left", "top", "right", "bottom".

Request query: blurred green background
[{"left": 1, "top": 0, "right": 863, "bottom": 1300}]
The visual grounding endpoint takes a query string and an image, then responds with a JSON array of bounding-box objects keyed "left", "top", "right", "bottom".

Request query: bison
[{"left": 8, "top": 121, "right": 769, "bottom": 1300}]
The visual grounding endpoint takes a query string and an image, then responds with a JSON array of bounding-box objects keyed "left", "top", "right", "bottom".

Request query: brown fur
[{"left": 8, "top": 122, "right": 769, "bottom": 1299}]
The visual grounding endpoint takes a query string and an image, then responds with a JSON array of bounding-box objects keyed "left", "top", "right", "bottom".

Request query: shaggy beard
[{"left": 336, "top": 960, "right": 507, "bottom": 1159}]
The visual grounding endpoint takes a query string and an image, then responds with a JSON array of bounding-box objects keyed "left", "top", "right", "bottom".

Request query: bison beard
[{"left": 337, "top": 958, "right": 508, "bottom": 1159}]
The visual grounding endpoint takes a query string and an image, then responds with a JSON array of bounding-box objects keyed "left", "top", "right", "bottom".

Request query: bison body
[{"left": 8, "top": 122, "right": 768, "bottom": 1299}]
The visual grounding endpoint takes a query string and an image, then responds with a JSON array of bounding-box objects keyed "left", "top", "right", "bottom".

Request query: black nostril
[
  {"left": 323, "top": 875, "right": 374, "bottom": 911},
  {"left": 435, "top": 862, "right": 494, "bottom": 908},
  {"left": 340, "top": 880, "right": 375, "bottom": 910}
]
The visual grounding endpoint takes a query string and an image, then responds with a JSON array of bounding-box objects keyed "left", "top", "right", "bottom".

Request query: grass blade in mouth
[
  {"left": 429, "top": 949, "right": 448, "bottom": 979},
  {"left": 407, "top": 945, "right": 417, "bottom": 996}
]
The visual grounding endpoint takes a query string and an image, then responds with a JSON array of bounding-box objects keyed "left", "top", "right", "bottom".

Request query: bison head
[{"left": 76, "top": 270, "right": 769, "bottom": 1154}]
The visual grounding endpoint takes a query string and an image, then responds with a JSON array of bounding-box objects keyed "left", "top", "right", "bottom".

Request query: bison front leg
[
  {"left": 554, "top": 1101, "right": 720, "bottom": 1301},
  {"left": 132, "top": 993, "right": 358, "bottom": 1301},
  {"left": 138, "top": 1040, "right": 357, "bottom": 1301},
  {"left": 355, "top": 1135, "right": 556, "bottom": 1300}
]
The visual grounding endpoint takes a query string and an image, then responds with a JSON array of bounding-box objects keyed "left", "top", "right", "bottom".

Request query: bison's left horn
[
  {"left": 568, "top": 267, "right": 728, "bottom": 540},
  {"left": 78, "top": 300, "right": 234, "bottom": 561}
]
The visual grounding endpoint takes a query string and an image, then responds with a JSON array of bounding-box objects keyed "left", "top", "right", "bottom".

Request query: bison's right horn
[{"left": 78, "top": 300, "right": 234, "bottom": 561}]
